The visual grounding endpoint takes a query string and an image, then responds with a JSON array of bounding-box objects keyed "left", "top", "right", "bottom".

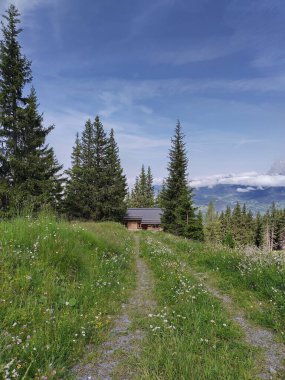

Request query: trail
[
  {"left": 72, "top": 234, "right": 155, "bottom": 380},
  {"left": 193, "top": 271, "right": 285, "bottom": 379}
]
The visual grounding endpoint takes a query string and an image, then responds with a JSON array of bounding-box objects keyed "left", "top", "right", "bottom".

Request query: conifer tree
[
  {"left": 0, "top": 5, "right": 32, "bottom": 213},
  {"left": 156, "top": 179, "right": 166, "bottom": 208},
  {"left": 103, "top": 128, "right": 127, "bottom": 221},
  {"left": 161, "top": 121, "right": 199, "bottom": 238},
  {"left": 145, "top": 166, "right": 155, "bottom": 207},
  {"left": 231, "top": 202, "right": 243, "bottom": 245},
  {"left": 204, "top": 202, "right": 221, "bottom": 244},
  {"left": 255, "top": 211, "right": 264, "bottom": 248},
  {"left": 79, "top": 119, "right": 95, "bottom": 218},
  {"left": 0, "top": 5, "right": 62, "bottom": 214},
  {"left": 92, "top": 116, "right": 108, "bottom": 220},
  {"left": 129, "top": 165, "right": 155, "bottom": 207},
  {"left": 129, "top": 176, "right": 140, "bottom": 207},
  {"left": 10, "top": 88, "right": 62, "bottom": 211},
  {"left": 192, "top": 210, "right": 204, "bottom": 241},
  {"left": 64, "top": 133, "right": 84, "bottom": 218}
]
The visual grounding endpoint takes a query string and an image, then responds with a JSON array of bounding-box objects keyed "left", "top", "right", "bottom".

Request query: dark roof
[{"left": 124, "top": 208, "right": 163, "bottom": 224}]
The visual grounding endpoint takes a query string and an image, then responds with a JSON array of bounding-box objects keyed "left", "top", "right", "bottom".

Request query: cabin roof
[{"left": 124, "top": 208, "right": 163, "bottom": 224}]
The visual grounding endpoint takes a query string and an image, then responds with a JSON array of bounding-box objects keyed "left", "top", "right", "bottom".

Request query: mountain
[
  {"left": 192, "top": 184, "right": 285, "bottom": 213},
  {"left": 154, "top": 169, "right": 285, "bottom": 213}
]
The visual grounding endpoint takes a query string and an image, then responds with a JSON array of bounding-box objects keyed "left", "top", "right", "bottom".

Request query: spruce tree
[
  {"left": 0, "top": 5, "right": 32, "bottom": 213},
  {"left": 255, "top": 211, "right": 264, "bottom": 248},
  {"left": 156, "top": 179, "right": 166, "bottom": 208},
  {"left": 129, "top": 165, "right": 155, "bottom": 208},
  {"left": 10, "top": 88, "right": 62, "bottom": 211},
  {"left": 129, "top": 176, "right": 140, "bottom": 207},
  {"left": 204, "top": 202, "right": 221, "bottom": 244},
  {"left": 92, "top": 115, "right": 108, "bottom": 220},
  {"left": 161, "top": 121, "right": 198, "bottom": 238},
  {"left": 145, "top": 166, "right": 155, "bottom": 207},
  {"left": 231, "top": 202, "right": 243, "bottom": 245},
  {"left": 192, "top": 210, "right": 204, "bottom": 241},
  {"left": 78, "top": 119, "right": 95, "bottom": 218},
  {"left": 103, "top": 128, "right": 127, "bottom": 221},
  {"left": 64, "top": 133, "right": 84, "bottom": 218},
  {"left": 0, "top": 6, "right": 62, "bottom": 214}
]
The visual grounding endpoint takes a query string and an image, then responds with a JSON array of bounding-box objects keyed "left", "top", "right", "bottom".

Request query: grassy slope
[
  {"left": 0, "top": 216, "right": 134, "bottom": 379},
  {"left": 137, "top": 232, "right": 258, "bottom": 380},
  {"left": 159, "top": 234, "right": 285, "bottom": 343}
]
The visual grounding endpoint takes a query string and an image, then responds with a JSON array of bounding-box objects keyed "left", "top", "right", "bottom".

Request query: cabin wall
[{"left": 126, "top": 221, "right": 140, "bottom": 230}]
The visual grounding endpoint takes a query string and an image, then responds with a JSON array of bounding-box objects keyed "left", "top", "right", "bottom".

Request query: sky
[{"left": 0, "top": 0, "right": 285, "bottom": 186}]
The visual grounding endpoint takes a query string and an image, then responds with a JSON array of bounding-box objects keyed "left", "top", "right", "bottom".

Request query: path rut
[
  {"left": 72, "top": 234, "right": 155, "bottom": 380},
  {"left": 193, "top": 271, "right": 285, "bottom": 379}
]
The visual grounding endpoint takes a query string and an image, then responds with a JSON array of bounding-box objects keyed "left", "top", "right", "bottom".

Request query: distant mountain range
[
  {"left": 154, "top": 164, "right": 285, "bottom": 213},
  {"left": 192, "top": 184, "right": 285, "bottom": 213}
]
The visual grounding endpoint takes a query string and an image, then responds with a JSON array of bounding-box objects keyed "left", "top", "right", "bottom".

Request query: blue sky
[{"left": 1, "top": 0, "right": 285, "bottom": 184}]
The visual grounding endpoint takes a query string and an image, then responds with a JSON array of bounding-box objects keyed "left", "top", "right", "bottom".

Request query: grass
[
  {"left": 159, "top": 234, "right": 285, "bottom": 342},
  {"left": 136, "top": 232, "right": 258, "bottom": 380},
  {"left": 2, "top": 218, "right": 284, "bottom": 379},
  {"left": 0, "top": 214, "right": 135, "bottom": 379}
]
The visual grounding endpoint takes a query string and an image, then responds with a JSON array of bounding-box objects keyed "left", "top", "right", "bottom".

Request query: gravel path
[
  {"left": 194, "top": 271, "right": 285, "bottom": 379},
  {"left": 72, "top": 234, "right": 155, "bottom": 380}
]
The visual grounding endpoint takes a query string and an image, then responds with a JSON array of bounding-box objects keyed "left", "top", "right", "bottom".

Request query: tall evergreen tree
[
  {"left": 156, "top": 179, "right": 166, "bottom": 208},
  {"left": 129, "top": 176, "right": 140, "bottom": 207},
  {"left": 78, "top": 118, "right": 95, "bottom": 218},
  {"left": 64, "top": 133, "right": 84, "bottom": 218},
  {"left": 231, "top": 202, "right": 243, "bottom": 245},
  {"left": 129, "top": 165, "right": 155, "bottom": 207},
  {"left": 0, "top": 5, "right": 32, "bottom": 214},
  {"left": 145, "top": 166, "right": 155, "bottom": 207},
  {"left": 65, "top": 117, "right": 127, "bottom": 221},
  {"left": 10, "top": 88, "right": 62, "bottom": 211},
  {"left": 103, "top": 128, "right": 127, "bottom": 221},
  {"left": 161, "top": 121, "right": 199, "bottom": 238},
  {"left": 0, "top": 5, "right": 62, "bottom": 214},
  {"left": 92, "top": 115, "right": 108, "bottom": 220},
  {"left": 255, "top": 211, "right": 264, "bottom": 248}
]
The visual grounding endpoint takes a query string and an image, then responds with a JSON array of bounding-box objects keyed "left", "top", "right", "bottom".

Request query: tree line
[{"left": 204, "top": 201, "right": 285, "bottom": 251}]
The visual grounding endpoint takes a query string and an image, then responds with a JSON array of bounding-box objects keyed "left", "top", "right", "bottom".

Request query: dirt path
[
  {"left": 193, "top": 271, "right": 285, "bottom": 379},
  {"left": 72, "top": 234, "right": 155, "bottom": 380}
]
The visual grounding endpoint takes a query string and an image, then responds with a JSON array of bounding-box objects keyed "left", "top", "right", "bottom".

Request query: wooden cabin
[{"left": 124, "top": 208, "right": 163, "bottom": 231}]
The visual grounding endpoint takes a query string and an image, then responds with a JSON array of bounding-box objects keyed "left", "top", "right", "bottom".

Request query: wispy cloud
[
  {"left": 1, "top": 0, "right": 57, "bottom": 14},
  {"left": 191, "top": 172, "right": 285, "bottom": 188}
]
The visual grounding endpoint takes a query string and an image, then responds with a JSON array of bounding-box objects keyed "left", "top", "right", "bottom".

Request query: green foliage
[
  {"left": 65, "top": 117, "right": 127, "bottom": 221},
  {"left": 171, "top": 236, "right": 285, "bottom": 342},
  {"left": 138, "top": 233, "right": 256, "bottom": 379},
  {"left": 223, "top": 232, "right": 235, "bottom": 248},
  {"left": 160, "top": 121, "right": 202, "bottom": 239},
  {"left": 103, "top": 128, "right": 127, "bottom": 221},
  {"left": 0, "top": 216, "right": 134, "bottom": 378},
  {"left": 153, "top": 232, "right": 285, "bottom": 346},
  {"left": 0, "top": 5, "right": 62, "bottom": 216},
  {"left": 214, "top": 202, "right": 285, "bottom": 251},
  {"left": 128, "top": 165, "right": 155, "bottom": 207},
  {"left": 204, "top": 201, "right": 221, "bottom": 244}
]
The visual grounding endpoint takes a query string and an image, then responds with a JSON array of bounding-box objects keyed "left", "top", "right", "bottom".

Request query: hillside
[
  {"left": 0, "top": 216, "right": 134, "bottom": 379},
  {"left": 1, "top": 220, "right": 285, "bottom": 379}
]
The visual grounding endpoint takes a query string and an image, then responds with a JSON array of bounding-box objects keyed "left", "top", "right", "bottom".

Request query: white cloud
[
  {"left": 191, "top": 172, "right": 285, "bottom": 188},
  {"left": 236, "top": 187, "right": 257, "bottom": 193},
  {"left": 0, "top": 0, "right": 57, "bottom": 14}
]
